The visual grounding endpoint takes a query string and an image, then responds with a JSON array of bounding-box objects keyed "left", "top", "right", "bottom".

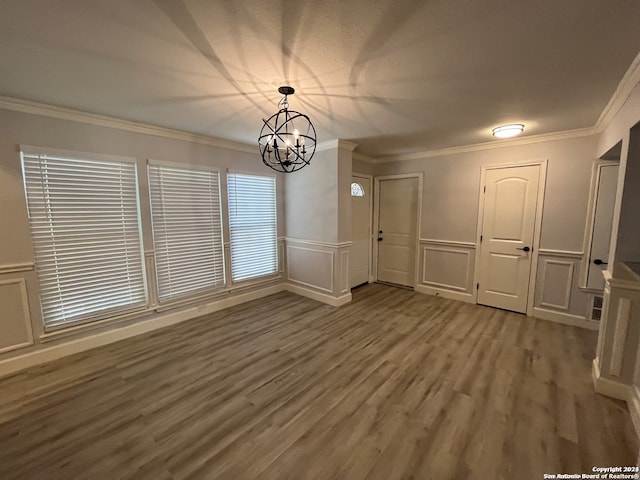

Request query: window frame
[
  {"left": 147, "top": 159, "right": 226, "bottom": 305},
  {"left": 20, "top": 145, "right": 148, "bottom": 331},
  {"left": 226, "top": 169, "right": 279, "bottom": 285}
]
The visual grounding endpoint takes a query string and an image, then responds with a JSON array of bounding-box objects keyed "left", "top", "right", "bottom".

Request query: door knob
[
  {"left": 516, "top": 246, "right": 531, "bottom": 252},
  {"left": 378, "top": 237, "right": 383, "bottom": 242},
  {"left": 593, "top": 258, "right": 608, "bottom": 266}
]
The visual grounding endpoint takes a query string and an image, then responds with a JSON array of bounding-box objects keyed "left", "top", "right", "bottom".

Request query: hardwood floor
[{"left": 0, "top": 283, "right": 636, "bottom": 480}]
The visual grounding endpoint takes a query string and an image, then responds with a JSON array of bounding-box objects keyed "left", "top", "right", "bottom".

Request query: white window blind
[
  {"left": 21, "top": 151, "right": 147, "bottom": 329},
  {"left": 148, "top": 164, "right": 224, "bottom": 302},
  {"left": 227, "top": 173, "right": 278, "bottom": 282}
]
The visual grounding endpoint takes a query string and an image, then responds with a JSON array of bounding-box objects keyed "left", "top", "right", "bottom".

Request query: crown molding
[
  {"left": 0, "top": 95, "right": 257, "bottom": 155},
  {"left": 350, "top": 53, "right": 640, "bottom": 163},
  {"left": 338, "top": 139, "right": 358, "bottom": 151},
  {"left": 352, "top": 151, "right": 375, "bottom": 163},
  {"left": 4, "top": 45, "right": 640, "bottom": 164},
  {"left": 373, "top": 127, "right": 595, "bottom": 163},
  {"left": 316, "top": 139, "right": 358, "bottom": 152},
  {"left": 595, "top": 51, "right": 640, "bottom": 133}
]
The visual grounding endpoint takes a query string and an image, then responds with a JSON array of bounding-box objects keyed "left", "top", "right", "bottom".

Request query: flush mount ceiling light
[
  {"left": 258, "top": 86, "right": 317, "bottom": 173},
  {"left": 492, "top": 124, "right": 525, "bottom": 139}
]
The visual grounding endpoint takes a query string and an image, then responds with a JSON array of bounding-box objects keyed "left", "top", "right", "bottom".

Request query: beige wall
[
  {"left": 284, "top": 144, "right": 353, "bottom": 302},
  {"left": 352, "top": 157, "right": 376, "bottom": 176},
  {"left": 285, "top": 148, "right": 338, "bottom": 243},
  {"left": 371, "top": 135, "right": 597, "bottom": 319},
  {"left": 0, "top": 108, "right": 286, "bottom": 366},
  {"left": 375, "top": 136, "right": 597, "bottom": 250},
  {"left": 0, "top": 109, "right": 286, "bottom": 257},
  {"left": 337, "top": 146, "right": 353, "bottom": 244}
]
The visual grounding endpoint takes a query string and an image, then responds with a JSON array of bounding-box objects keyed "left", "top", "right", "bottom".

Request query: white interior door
[
  {"left": 586, "top": 164, "right": 619, "bottom": 290},
  {"left": 477, "top": 165, "right": 540, "bottom": 313},
  {"left": 350, "top": 175, "right": 371, "bottom": 288},
  {"left": 377, "top": 177, "right": 419, "bottom": 287}
]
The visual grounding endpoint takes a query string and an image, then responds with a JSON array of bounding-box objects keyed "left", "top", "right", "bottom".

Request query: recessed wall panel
[
  {"left": 287, "top": 246, "right": 333, "bottom": 293},
  {"left": 0, "top": 278, "right": 34, "bottom": 353}
]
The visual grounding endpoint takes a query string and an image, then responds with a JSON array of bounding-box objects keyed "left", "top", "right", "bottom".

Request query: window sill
[
  {"left": 38, "top": 275, "right": 283, "bottom": 343},
  {"left": 155, "top": 275, "right": 282, "bottom": 312},
  {"left": 39, "top": 306, "right": 152, "bottom": 344}
]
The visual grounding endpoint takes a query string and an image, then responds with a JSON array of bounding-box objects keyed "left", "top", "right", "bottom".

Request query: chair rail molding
[
  {"left": 0, "top": 262, "right": 35, "bottom": 274},
  {"left": 419, "top": 238, "right": 476, "bottom": 248},
  {"left": 284, "top": 237, "right": 353, "bottom": 249},
  {"left": 537, "top": 248, "right": 584, "bottom": 258}
]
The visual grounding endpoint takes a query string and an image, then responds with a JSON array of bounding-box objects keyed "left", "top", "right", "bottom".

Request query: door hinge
[
  {"left": 476, "top": 283, "right": 479, "bottom": 290},
  {"left": 483, "top": 185, "right": 486, "bottom": 193},
  {"left": 480, "top": 235, "right": 483, "bottom": 242}
]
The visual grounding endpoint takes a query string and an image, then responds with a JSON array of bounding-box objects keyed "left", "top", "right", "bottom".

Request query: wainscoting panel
[
  {"left": 340, "top": 250, "right": 349, "bottom": 294},
  {"left": 540, "top": 259, "right": 574, "bottom": 310},
  {"left": 287, "top": 245, "right": 334, "bottom": 293},
  {"left": 418, "top": 240, "right": 475, "bottom": 299},
  {"left": 533, "top": 250, "right": 592, "bottom": 327},
  {"left": 0, "top": 278, "right": 34, "bottom": 354}
]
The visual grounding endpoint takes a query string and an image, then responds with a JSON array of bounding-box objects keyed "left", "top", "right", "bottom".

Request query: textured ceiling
[{"left": 1, "top": 0, "right": 639, "bottom": 157}]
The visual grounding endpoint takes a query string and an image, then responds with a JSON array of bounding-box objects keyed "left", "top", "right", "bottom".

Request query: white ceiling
[{"left": 1, "top": 0, "right": 639, "bottom": 158}]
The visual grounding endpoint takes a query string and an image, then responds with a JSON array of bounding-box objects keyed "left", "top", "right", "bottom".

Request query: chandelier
[{"left": 259, "top": 86, "right": 317, "bottom": 173}]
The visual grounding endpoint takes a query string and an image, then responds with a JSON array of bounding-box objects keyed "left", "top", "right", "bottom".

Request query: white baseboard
[
  {"left": 0, "top": 283, "right": 286, "bottom": 379},
  {"left": 592, "top": 358, "right": 630, "bottom": 401},
  {"left": 532, "top": 306, "right": 598, "bottom": 330},
  {"left": 415, "top": 284, "right": 474, "bottom": 304},
  {"left": 285, "top": 283, "right": 352, "bottom": 307}
]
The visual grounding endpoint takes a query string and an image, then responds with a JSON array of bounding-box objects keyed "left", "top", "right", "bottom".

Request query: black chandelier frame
[{"left": 258, "top": 86, "right": 317, "bottom": 173}]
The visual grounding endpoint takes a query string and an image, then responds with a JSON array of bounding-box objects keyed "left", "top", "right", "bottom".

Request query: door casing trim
[
  {"left": 473, "top": 159, "right": 548, "bottom": 315},
  {"left": 579, "top": 160, "right": 620, "bottom": 289}
]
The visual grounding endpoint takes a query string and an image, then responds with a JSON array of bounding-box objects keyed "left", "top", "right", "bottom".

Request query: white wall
[{"left": 0, "top": 107, "right": 287, "bottom": 371}]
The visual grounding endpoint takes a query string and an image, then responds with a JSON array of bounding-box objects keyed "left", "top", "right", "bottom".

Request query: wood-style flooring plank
[{"left": 0, "top": 283, "right": 636, "bottom": 480}]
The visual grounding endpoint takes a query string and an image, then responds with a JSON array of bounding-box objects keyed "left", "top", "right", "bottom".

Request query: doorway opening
[{"left": 580, "top": 142, "right": 621, "bottom": 292}]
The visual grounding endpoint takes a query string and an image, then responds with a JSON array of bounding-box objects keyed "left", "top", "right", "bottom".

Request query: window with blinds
[
  {"left": 21, "top": 150, "right": 147, "bottom": 329},
  {"left": 227, "top": 173, "right": 278, "bottom": 282},
  {"left": 148, "top": 164, "right": 225, "bottom": 302}
]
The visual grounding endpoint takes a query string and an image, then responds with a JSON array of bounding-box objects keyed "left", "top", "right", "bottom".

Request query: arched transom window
[{"left": 351, "top": 182, "right": 365, "bottom": 197}]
